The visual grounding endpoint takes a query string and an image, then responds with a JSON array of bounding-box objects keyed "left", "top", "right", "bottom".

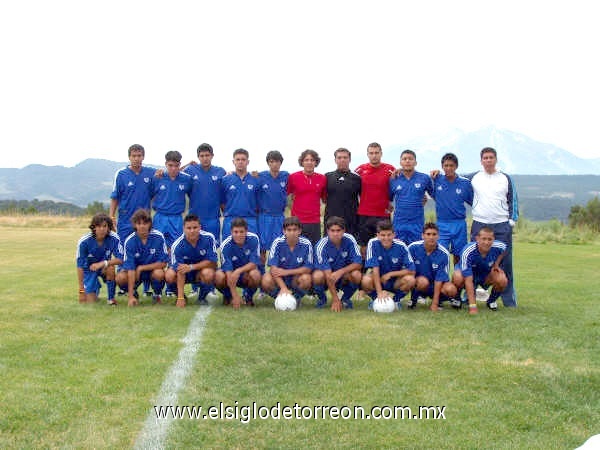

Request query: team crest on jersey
[
  {"left": 456, "top": 188, "right": 462, "bottom": 194},
  {"left": 281, "top": 256, "right": 286, "bottom": 262},
  {"left": 150, "top": 249, "right": 156, "bottom": 254},
  {"left": 432, "top": 263, "right": 439, "bottom": 269},
  {"left": 127, "top": 181, "right": 134, "bottom": 187},
  {"left": 160, "top": 185, "right": 166, "bottom": 190},
  {"left": 437, "top": 186, "right": 443, "bottom": 191},
  {"left": 200, "top": 250, "right": 206, "bottom": 255},
  {"left": 378, "top": 256, "right": 383, "bottom": 261},
  {"left": 392, "top": 257, "right": 399, "bottom": 264},
  {"left": 104, "top": 250, "right": 111, "bottom": 257},
  {"left": 280, "top": 182, "right": 285, "bottom": 188},
  {"left": 342, "top": 251, "right": 348, "bottom": 258},
  {"left": 232, "top": 256, "right": 238, "bottom": 261},
  {"left": 328, "top": 257, "right": 334, "bottom": 262},
  {"left": 297, "top": 257, "right": 303, "bottom": 263},
  {"left": 193, "top": 175, "right": 199, "bottom": 180},
  {"left": 395, "top": 186, "right": 402, "bottom": 191},
  {"left": 212, "top": 176, "right": 218, "bottom": 181},
  {"left": 488, "top": 261, "right": 493, "bottom": 267},
  {"left": 178, "top": 184, "right": 185, "bottom": 190},
  {"left": 245, "top": 249, "right": 251, "bottom": 255},
  {"left": 415, "top": 183, "right": 421, "bottom": 188},
  {"left": 229, "top": 185, "right": 236, "bottom": 190},
  {"left": 247, "top": 184, "right": 254, "bottom": 190},
  {"left": 262, "top": 184, "right": 269, "bottom": 190}
]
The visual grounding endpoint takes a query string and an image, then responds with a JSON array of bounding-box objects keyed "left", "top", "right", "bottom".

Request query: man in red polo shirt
[
  {"left": 287, "top": 149, "right": 327, "bottom": 245},
  {"left": 355, "top": 142, "right": 395, "bottom": 256}
]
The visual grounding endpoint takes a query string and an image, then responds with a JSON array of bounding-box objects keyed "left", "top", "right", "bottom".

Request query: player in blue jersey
[
  {"left": 165, "top": 214, "right": 218, "bottom": 308},
  {"left": 221, "top": 149, "right": 259, "bottom": 239},
  {"left": 215, "top": 218, "right": 262, "bottom": 309},
  {"left": 453, "top": 227, "right": 508, "bottom": 314},
  {"left": 361, "top": 219, "right": 416, "bottom": 308},
  {"left": 261, "top": 216, "right": 313, "bottom": 307},
  {"left": 76, "top": 213, "right": 123, "bottom": 305},
  {"left": 389, "top": 149, "right": 434, "bottom": 244},
  {"left": 407, "top": 222, "right": 458, "bottom": 311},
  {"left": 313, "top": 216, "right": 363, "bottom": 312},
  {"left": 115, "top": 209, "right": 169, "bottom": 306},
  {"left": 183, "top": 143, "right": 226, "bottom": 244},
  {"left": 151, "top": 150, "right": 193, "bottom": 249},
  {"left": 430, "top": 153, "right": 473, "bottom": 264},
  {"left": 257, "top": 150, "right": 289, "bottom": 264}
]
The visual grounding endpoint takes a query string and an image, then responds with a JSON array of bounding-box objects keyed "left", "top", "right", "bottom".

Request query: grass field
[{"left": 0, "top": 220, "right": 598, "bottom": 449}]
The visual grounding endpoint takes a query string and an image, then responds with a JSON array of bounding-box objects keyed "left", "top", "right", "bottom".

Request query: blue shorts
[
  {"left": 393, "top": 222, "right": 423, "bottom": 245},
  {"left": 153, "top": 213, "right": 183, "bottom": 248},
  {"left": 184, "top": 270, "right": 199, "bottom": 284},
  {"left": 438, "top": 220, "right": 467, "bottom": 257},
  {"left": 222, "top": 217, "right": 258, "bottom": 240},
  {"left": 258, "top": 214, "right": 285, "bottom": 251},
  {"left": 83, "top": 269, "right": 106, "bottom": 294},
  {"left": 199, "top": 217, "right": 221, "bottom": 245}
]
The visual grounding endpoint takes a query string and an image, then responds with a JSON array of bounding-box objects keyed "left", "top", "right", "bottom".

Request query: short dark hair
[
  {"left": 266, "top": 150, "right": 283, "bottom": 163},
  {"left": 231, "top": 217, "right": 248, "bottom": 230},
  {"left": 367, "top": 142, "right": 381, "bottom": 151},
  {"left": 128, "top": 144, "right": 145, "bottom": 156},
  {"left": 197, "top": 143, "right": 214, "bottom": 156},
  {"left": 165, "top": 150, "right": 182, "bottom": 163},
  {"left": 401, "top": 149, "right": 416, "bottom": 159},
  {"left": 298, "top": 149, "right": 320, "bottom": 167},
  {"left": 477, "top": 226, "right": 495, "bottom": 236},
  {"left": 325, "top": 216, "right": 346, "bottom": 230},
  {"left": 423, "top": 222, "right": 439, "bottom": 232},
  {"left": 131, "top": 208, "right": 152, "bottom": 226},
  {"left": 480, "top": 147, "right": 497, "bottom": 159},
  {"left": 233, "top": 148, "right": 249, "bottom": 158},
  {"left": 89, "top": 213, "right": 115, "bottom": 235},
  {"left": 376, "top": 219, "right": 393, "bottom": 232},
  {"left": 441, "top": 153, "right": 458, "bottom": 167},
  {"left": 184, "top": 214, "right": 201, "bottom": 225},
  {"left": 334, "top": 147, "right": 351, "bottom": 159},
  {"left": 283, "top": 216, "right": 302, "bottom": 230}
]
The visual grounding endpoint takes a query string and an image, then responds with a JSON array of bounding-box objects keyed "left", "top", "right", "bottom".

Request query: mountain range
[{"left": 0, "top": 127, "right": 598, "bottom": 222}]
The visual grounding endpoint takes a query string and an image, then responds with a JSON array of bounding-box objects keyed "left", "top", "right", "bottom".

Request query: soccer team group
[{"left": 76, "top": 142, "right": 519, "bottom": 314}]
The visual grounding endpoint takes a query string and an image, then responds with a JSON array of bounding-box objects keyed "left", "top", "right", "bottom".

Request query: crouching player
[
  {"left": 452, "top": 227, "right": 508, "bottom": 314},
  {"left": 115, "top": 209, "right": 169, "bottom": 306},
  {"left": 165, "top": 214, "right": 217, "bottom": 308},
  {"left": 261, "top": 216, "right": 313, "bottom": 307},
  {"left": 361, "top": 219, "right": 415, "bottom": 309},
  {"left": 407, "top": 222, "right": 458, "bottom": 311},
  {"left": 76, "top": 213, "right": 123, "bottom": 305},
  {"left": 313, "top": 216, "right": 362, "bottom": 312},
  {"left": 216, "top": 218, "right": 262, "bottom": 309}
]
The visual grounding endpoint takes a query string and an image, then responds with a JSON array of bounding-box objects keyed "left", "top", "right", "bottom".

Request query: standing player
[
  {"left": 287, "top": 149, "right": 327, "bottom": 245},
  {"left": 453, "top": 227, "right": 508, "bottom": 314},
  {"left": 468, "top": 147, "right": 519, "bottom": 307},
  {"left": 389, "top": 149, "right": 433, "bottom": 245},
  {"left": 261, "top": 216, "right": 313, "bottom": 307},
  {"left": 430, "top": 153, "right": 473, "bottom": 264},
  {"left": 257, "top": 150, "right": 289, "bottom": 265},
  {"left": 324, "top": 148, "right": 361, "bottom": 238},
  {"left": 361, "top": 219, "right": 416, "bottom": 308},
  {"left": 312, "top": 216, "right": 363, "bottom": 311},
  {"left": 221, "top": 149, "right": 259, "bottom": 239},
  {"left": 355, "top": 142, "right": 395, "bottom": 257},
  {"left": 215, "top": 218, "right": 262, "bottom": 309},
  {"left": 165, "top": 214, "right": 218, "bottom": 308},
  {"left": 407, "top": 223, "right": 458, "bottom": 311},
  {"left": 109, "top": 143, "right": 155, "bottom": 295},
  {"left": 76, "top": 213, "right": 123, "bottom": 305},
  {"left": 152, "top": 150, "right": 193, "bottom": 249},
  {"left": 115, "top": 209, "right": 169, "bottom": 306},
  {"left": 184, "top": 143, "right": 226, "bottom": 244}
]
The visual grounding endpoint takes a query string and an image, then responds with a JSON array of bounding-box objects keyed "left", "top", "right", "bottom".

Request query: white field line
[{"left": 133, "top": 306, "right": 212, "bottom": 450}]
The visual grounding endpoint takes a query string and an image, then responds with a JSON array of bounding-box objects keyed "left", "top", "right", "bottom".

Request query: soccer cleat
[
  {"left": 416, "top": 296, "right": 428, "bottom": 305},
  {"left": 152, "top": 294, "right": 162, "bottom": 305},
  {"left": 487, "top": 301, "right": 498, "bottom": 311},
  {"left": 342, "top": 299, "right": 354, "bottom": 309},
  {"left": 450, "top": 298, "right": 462, "bottom": 309},
  {"left": 406, "top": 298, "right": 417, "bottom": 309},
  {"left": 165, "top": 291, "right": 176, "bottom": 298},
  {"left": 117, "top": 289, "right": 127, "bottom": 296},
  {"left": 107, "top": 299, "right": 117, "bottom": 306}
]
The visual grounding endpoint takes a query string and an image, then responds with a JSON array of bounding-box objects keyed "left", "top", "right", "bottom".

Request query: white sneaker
[{"left": 417, "top": 296, "right": 428, "bottom": 305}]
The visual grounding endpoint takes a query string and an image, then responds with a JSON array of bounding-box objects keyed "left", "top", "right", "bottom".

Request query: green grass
[{"left": 0, "top": 224, "right": 598, "bottom": 449}]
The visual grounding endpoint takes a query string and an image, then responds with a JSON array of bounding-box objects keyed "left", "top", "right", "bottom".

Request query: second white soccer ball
[{"left": 274, "top": 293, "right": 297, "bottom": 311}]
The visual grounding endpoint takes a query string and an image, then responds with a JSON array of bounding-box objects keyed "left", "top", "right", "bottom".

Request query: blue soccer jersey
[
  {"left": 268, "top": 236, "right": 314, "bottom": 270},
  {"left": 389, "top": 171, "right": 433, "bottom": 224},
  {"left": 314, "top": 233, "right": 362, "bottom": 271},
  {"left": 121, "top": 229, "right": 169, "bottom": 271},
  {"left": 459, "top": 240, "right": 507, "bottom": 279},
  {"left": 407, "top": 241, "right": 450, "bottom": 283},
  {"left": 76, "top": 231, "right": 124, "bottom": 271},
  {"left": 365, "top": 238, "right": 415, "bottom": 274},
  {"left": 220, "top": 232, "right": 262, "bottom": 272},
  {"left": 221, "top": 173, "right": 259, "bottom": 218},
  {"left": 110, "top": 166, "right": 155, "bottom": 238},
  {"left": 184, "top": 164, "right": 226, "bottom": 220},
  {"left": 257, "top": 170, "right": 289, "bottom": 215},
  {"left": 432, "top": 174, "right": 473, "bottom": 221},
  {"left": 152, "top": 172, "right": 193, "bottom": 215},
  {"left": 169, "top": 231, "right": 218, "bottom": 270}
]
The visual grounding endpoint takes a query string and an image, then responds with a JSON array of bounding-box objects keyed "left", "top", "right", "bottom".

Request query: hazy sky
[{"left": 1, "top": 0, "right": 599, "bottom": 171}]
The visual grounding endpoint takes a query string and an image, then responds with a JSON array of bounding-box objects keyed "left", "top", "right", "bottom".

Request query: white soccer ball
[
  {"left": 373, "top": 296, "right": 396, "bottom": 313},
  {"left": 475, "top": 287, "right": 490, "bottom": 302},
  {"left": 205, "top": 290, "right": 220, "bottom": 305},
  {"left": 274, "top": 293, "right": 297, "bottom": 311}
]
